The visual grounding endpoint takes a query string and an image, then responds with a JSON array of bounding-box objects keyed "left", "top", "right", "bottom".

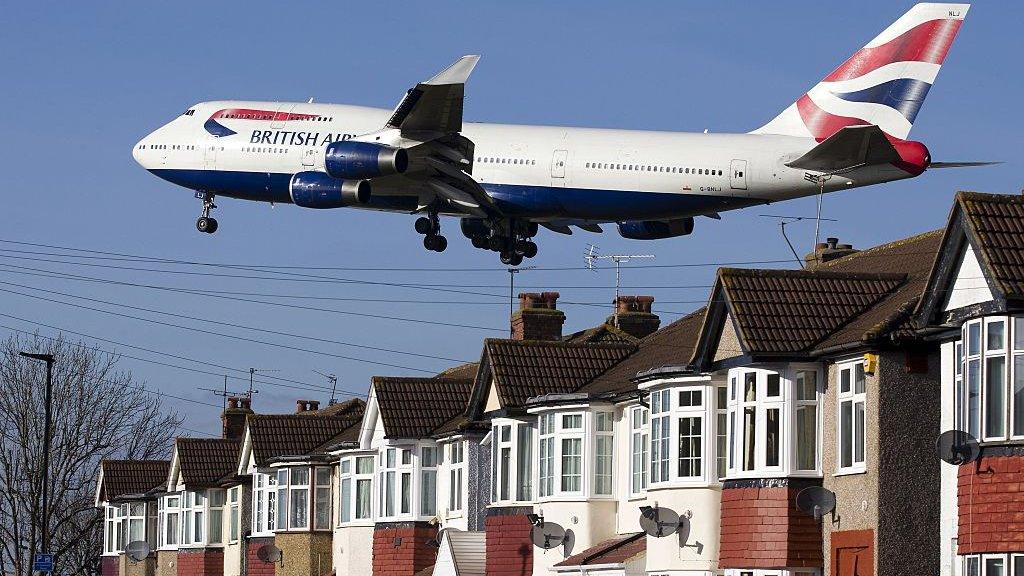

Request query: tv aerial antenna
[
  {"left": 584, "top": 244, "right": 655, "bottom": 327},
  {"left": 198, "top": 375, "right": 250, "bottom": 410},
  {"left": 760, "top": 214, "right": 838, "bottom": 269},
  {"left": 248, "top": 367, "right": 278, "bottom": 398},
  {"left": 935, "top": 430, "right": 981, "bottom": 465},
  {"left": 506, "top": 265, "right": 537, "bottom": 336},
  {"left": 313, "top": 370, "right": 339, "bottom": 405},
  {"left": 795, "top": 486, "right": 838, "bottom": 523}
]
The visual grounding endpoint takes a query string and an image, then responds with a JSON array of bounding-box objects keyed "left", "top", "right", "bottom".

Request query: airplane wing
[
  {"left": 785, "top": 125, "right": 898, "bottom": 173},
  {"left": 386, "top": 55, "right": 480, "bottom": 136}
]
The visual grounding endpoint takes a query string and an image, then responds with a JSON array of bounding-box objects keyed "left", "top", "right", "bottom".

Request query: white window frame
[
  {"left": 124, "top": 501, "right": 147, "bottom": 546},
  {"left": 675, "top": 386, "right": 705, "bottom": 482},
  {"left": 491, "top": 419, "right": 535, "bottom": 505},
  {"left": 557, "top": 412, "right": 585, "bottom": 495},
  {"left": 207, "top": 489, "right": 225, "bottom": 545},
  {"left": 725, "top": 570, "right": 820, "bottom": 576},
  {"left": 960, "top": 316, "right": 1024, "bottom": 442},
  {"left": 419, "top": 445, "right": 439, "bottom": 519},
  {"left": 963, "top": 552, "right": 1024, "bottom": 576},
  {"left": 445, "top": 441, "right": 465, "bottom": 515},
  {"left": 271, "top": 466, "right": 327, "bottom": 531},
  {"left": 251, "top": 471, "right": 277, "bottom": 536},
  {"left": 629, "top": 406, "right": 649, "bottom": 496},
  {"left": 227, "top": 487, "right": 240, "bottom": 543},
  {"left": 313, "top": 467, "right": 332, "bottom": 530},
  {"left": 650, "top": 389, "right": 671, "bottom": 484},
  {"left": 539, "top": 414, "right": 556, "bottom": 498},
  {"left": 338, "top": 454, "right": 375, "bottom": 525},
  {"left": 716, "top": 384, "right": 728, "bottom": 481},
  {"left": 104, "top": 504, "right": 124, "bottom": 555},
  {"left": 378, "top": 447, "right": 414, "bottom": 520},
  {"left": 157, "top": 494, "right": 181, "bottom": 550},
  {"left": 836, "top": 360, "right": 867, "bottom": 475},
  {"left": 180, "top": 490, "right": 212, "bottom": 548},
  {"left": 593, "top": 412, "right": 614, "bottom": 496}
]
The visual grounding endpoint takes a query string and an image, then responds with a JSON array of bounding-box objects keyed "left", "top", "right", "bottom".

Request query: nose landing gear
[{"left": 195, "top": 192, "right": 218, "bottom": 234}]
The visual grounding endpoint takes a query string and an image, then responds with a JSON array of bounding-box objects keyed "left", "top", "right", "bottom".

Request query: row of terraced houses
[{"left": 95, "top": 192, "right": 1024, "bottom": 576}]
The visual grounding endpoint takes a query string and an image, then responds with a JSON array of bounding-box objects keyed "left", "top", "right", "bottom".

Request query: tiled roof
[
  {"left": 99, "top": 460, "right": 169, "bottom": 501},
  {"left": 717, "top": 268, "right": 906, "bottom": 355},
  {"left": 436, "top": 362, "right": 480, "bottom": 380},
  {"left": 484, "top": 339, "right": 636, "bottom": 409},
  {"left": 563, "top": 323, "right": 639, "bottom": 344},
  {"left": 248, "top": 399, "right": 364, "bottom": 466},
  {"left": 555, "top": 532, "right": 646, "bottom": 567},
  {"left": 583, "top": 308, "right": 706, "bottom": 394},
  {"left": 373, "top": 377, "right": 474, "bottom": 439},
  {"left": 304, "top": 397, "right": 365, "bottom": 418},
  {"left": 957, "top": 192, "right": 1024, "bottom": 298},
  {"left": 176, "top": 438, "right": 241, "bottom": 488}
]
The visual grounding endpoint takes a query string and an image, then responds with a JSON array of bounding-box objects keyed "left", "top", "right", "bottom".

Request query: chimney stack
[
  {"left": 294, "top": 399, "right": 321, "bottom": 413},
  {"left": 805, "top": 237, "right": 858, "bottom": 268},
  {"left": 221, "top": 396, "right": 254, "bottom": 440},
  {"left": 511, "top": 292, "right": 565, "bottom": 341},
  {"left": 608, "top": 295, "right": 661, "bottom": 339}
]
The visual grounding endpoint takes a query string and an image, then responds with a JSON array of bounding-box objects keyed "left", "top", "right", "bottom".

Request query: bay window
[
  {"left": 289, "top": 468, "right": 309, "bottom": 529},
  {"left": 491, "top": 420, "right": 535, "bottom": 504},
  {"left": 629, "top": 407, "right": 649, "bottom": 495},
  {"left": 533, "top": 408, "right": 617, "bottom": 499},
  {"left": 379, "top": 448, "right": 411, "bottom": 518},
  {"left": 158, "top": 494, "right": 180, "bottom": 549},
  {"left": 181, "top": 491, "right": 206, "bottom": 546},
  {"left": 104, "top": 505, "right": 124, "bottom": 554},
  {"left": 251, "top": 471, "right": 277, "bottom": 535},
  {"left": 725, "top": 366, "right": 821, "bottom": 478},
  {"left": 962, "top": 553, "right": 1024, "bottom": 576},
  {"left": 124, "top": 502, "right": 146, "bottom": 545},
  {"left": 339, "top": 455, "right": 375, "bottom": 524},
  {"left": 273, "top": 466, "right": 332, "bottom": 530},
  {"left": 447, "top": 442, "right": 465, "bottom": 512},
  {"left": 959, "top": 316, "right": 1024, "bottom": 442},
  {"left": 837, "top": 361, "right": 866, "bottom": 473}
]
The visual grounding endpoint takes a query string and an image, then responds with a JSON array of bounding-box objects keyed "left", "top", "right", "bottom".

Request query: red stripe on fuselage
[
  {"left": 209, "top": 108, "right": 319, "bottom": 122},
  {"left": 824, "top": 18, "right": 962, "bottom": 82}
]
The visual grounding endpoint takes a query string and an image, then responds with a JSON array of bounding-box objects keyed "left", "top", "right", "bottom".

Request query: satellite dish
[
  {"left": 530, "top": 522, "right": 566, "bottom": 550},
  {"left": 936, "top": 429, "right": 981, "bottom": 465},
  {"left": 639, "top": 506, "right": 681, "bottom": 538},
  {"left": 256, "top": 544, "right": 283, "bottom": 564},
  {"left": 795, "top": 486, "right": 837, "bottom": 521},
  {"left": 126, "top": 541, "right": 151, "bottom": 562}
]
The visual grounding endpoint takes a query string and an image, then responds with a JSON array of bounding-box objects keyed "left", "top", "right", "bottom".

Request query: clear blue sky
[{"left": 0, "top": 1, "right": 1019, "bottom": 436}]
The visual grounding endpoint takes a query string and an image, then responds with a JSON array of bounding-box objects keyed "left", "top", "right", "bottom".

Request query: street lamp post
[{"left": 20, "top": 352, "right": 54, "bottom": 572}]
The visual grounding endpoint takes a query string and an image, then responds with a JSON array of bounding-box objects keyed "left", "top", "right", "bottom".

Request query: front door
[
  {"left": 730, "top": 159, "right": 748, "bottom": 190},
  {"left": 203, "top": 143, "right": 218, "bottom": 170},
  {"left": 551, "top": 149, "right": 569, "bottom": 187},
  {"left": 271, "top": 103, "right": 293, "bottom": 129},
  {"left": 301, "top": 147, "right": 319, "bottom": 169}
]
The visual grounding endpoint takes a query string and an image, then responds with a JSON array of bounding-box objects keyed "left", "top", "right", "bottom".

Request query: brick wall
[
  {"left": 719, "top": 480, "right": 823, "bottom": 569},
  {"left": 102, "top": 555, "right": 120, "bottom": 576},
  {"left": 177, "top": 549, "right": 224, "bottom": 576},
  {"left": 246, "top": 537, "right": 276, "bottom": 576},
  {"left": 485, "top": 507, "right": 533, "bottom": 576},
  {"left": 957, "top": 454, "right": 1024, "bottom": 554},
  {"left": 372, "top": 522, "right": 439, "bottom": 576}
]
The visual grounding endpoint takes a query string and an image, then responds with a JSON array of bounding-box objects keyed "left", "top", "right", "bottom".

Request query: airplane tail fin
[{"left": 752, "top": 3, "right": 970, "bottom": 141}]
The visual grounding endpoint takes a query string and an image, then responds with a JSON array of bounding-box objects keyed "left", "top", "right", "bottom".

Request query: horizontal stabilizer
[{"left": 786, "top": 125, "right": 897, "bottom": 173}]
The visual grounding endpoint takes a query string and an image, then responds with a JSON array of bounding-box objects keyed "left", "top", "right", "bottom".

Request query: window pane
[
  {"left": 840, "top": 368, "right": 851, "bottom": 393},
  {"left": 989, "top": 321, "right": 1006, "bottom": 350},
  {"left": 595, "top": 435, "right": 613, "bottom": 494},
  {"left": 797, "top": 371, "right": 816, "bottom": 400},
  {"left": 986, "top": 557, "right": 1005, "bottom": 576},
  {"left": 420, "top": 470, "right": 436, "bottom": 516},
  {"left": 516, "top": 425, "right": 533, "bottom": 501},
  {"left": 855, "top": 401, "right": 865, "bottom": 464},
  {"left": 341, "top": 478, "right": 351, "bottom": 523},
  {"left": 678, "top": 416, "right": 702, "bottom": 478},
  {"left": 292, "top": 468, "right": 309, "bottom": 486},
  {"left": 1016, "top": 318, "right": 1024, "bottom": 350},
  {"left": 385, "top": 472, "right": 395, "bottom": 516},
  {"left": 765, "top": 408, "right": 780, "bottom": 467},
  {"left": 276, "top": 488, "right": 287, "bottom": 530},
  {"left": 969, "top": 322, "right": 981, "bottom": 355},
  {"left": 986, "top": 356, "right": 1007, "bottom": 437},
  {"left": 855, "top": 364, "right": 866, "bottom": 394},
  {"left": 968, "top": 358, "right": 982, "bottom": 438},
  {"left": 356, "top": 456, "right": 374, "bottom": 474},
  {"left": 400, "top": 473, "right": 411, "bottom": 514},
  {"left": 744, "top": 373, "right": 756, "bottom": 401},
  {"left": 356, "top": 479, "right": 372, "bottom": 519},
  {"left": 290, "top": 489, "right": 308, "bottom": 528},
  {"left": 267, "top": 491, "right": 276, "bottom": 531},
  {"left": 742, "top": 407, "right": 756, "bottom": 471},
  {"left": 716, "top": 412, "right": 727, "bottom": 480},
  {"left": 728, "top": 411, "right": 735, "bottom": 469},
  {"left": 208, "top": 509, "right": 223, "bottom": 544},
  {"left": 596, "top": 412, "right": 613, "bottom": 432},
  {"left": 679, "top": 389, "right": 702, "bottom": 407},
  {"left": 500, "top": 447, "right": 511, "bottom": 500},
  {"left": 561, "top": 438, "right": 582, "bottom": 492},
  {"left": 796, "top": 405, "right": 817, "bottom": 471},
  {"left": 1015, "top": 356, "right": 1024, "bottom": 436},
  {"left": 316, "top": 467, "right": 331, "bottom": 486},
  {"left": 840, "top": 401, "right": 853, "bottom": 468},
  {"left": 421, "top": 447, "right": 436, "bottom": 467},
  {"left": 1013, "top": 554, "right": 1024, "bottom": 576},
  {"left": 314, "top": 487, "right": 330, "bottom": 529},
  {"left": 965, "top": 557, "right": 979, "bottom": 576},
  {"left": 766, "top": 373, "right": 780, "bottom": 397},
  {"left": 717, "top": 385, "right": 727, "bottom": 408}
]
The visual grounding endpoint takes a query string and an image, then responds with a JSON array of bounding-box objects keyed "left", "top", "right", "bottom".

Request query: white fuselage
[{"left": 134, "top": 100, "right": 917, "bottom": 223}]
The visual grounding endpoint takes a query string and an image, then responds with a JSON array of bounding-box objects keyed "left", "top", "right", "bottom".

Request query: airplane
[{"left": 134, "top": 3, "right": 990, "bottom": 266}]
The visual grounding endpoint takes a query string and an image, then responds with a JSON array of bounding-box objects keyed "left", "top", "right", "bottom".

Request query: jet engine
[
  {"left": 324, "top": 141, "right": 409, "bottom": 180},
  {"left": 289, "top": 171, "right": 370, "bottom": 209},
  {"left": 617, "top": 217, "right": 694, "bottom": 240}
]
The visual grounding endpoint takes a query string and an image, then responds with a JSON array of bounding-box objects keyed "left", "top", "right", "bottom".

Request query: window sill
[
  {"left": 834, "top": 467, "right": 867, "bottom": 477},
  {"left": 337, "top": 520, "right": 376, "bottom": 528}
]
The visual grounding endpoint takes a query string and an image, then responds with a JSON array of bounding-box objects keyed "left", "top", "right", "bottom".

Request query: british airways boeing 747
[{"left": 134, "top": 3, "right": 988, "bottom": 265}]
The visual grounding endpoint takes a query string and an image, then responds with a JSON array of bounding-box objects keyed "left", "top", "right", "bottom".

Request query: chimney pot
[
  {"left": 512, "top": 291, "right": 565, "bottom": 340},
  {"left": 308, "top": 400, "right": 320, "bottom": 411},
  {"left": 296, "top": 400, "right": 308, "bottom": 413},
  {"left": 608, "top": 295, "right": 660, "bottom": 339},
  {"left": 805, "top": 237, "right": 859, "bottom": 267},
  {"left": 227, "top": 396, "right": 239, "bottom": 410},
  {"left": 221, "top": 395, "right": 254, "bottom": 440}
]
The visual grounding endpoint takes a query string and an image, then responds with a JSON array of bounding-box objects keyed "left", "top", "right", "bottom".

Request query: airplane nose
[{"left": 132, "top": 139, "right": 143, "bottom": 166}]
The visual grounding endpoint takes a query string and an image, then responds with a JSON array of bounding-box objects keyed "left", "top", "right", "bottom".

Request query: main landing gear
[
  {"left": 415, "top": 209, "right": 448, "bottom": 252},
  {"left": 460, "top": 218, "right": 539, "bottom": 266},
  {"left": 195, "top": 192, "right": 218, "bottom": 234}
]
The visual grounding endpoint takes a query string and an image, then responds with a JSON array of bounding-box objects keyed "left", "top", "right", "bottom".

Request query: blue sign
[{"left": 33, "top": 553, "right": 54, "bottom": 572}]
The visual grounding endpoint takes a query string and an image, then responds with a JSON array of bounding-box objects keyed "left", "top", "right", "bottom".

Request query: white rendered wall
[
  {"left": 939, "top": 339, "right": 960, "bottom": 576},
  {"left": 944, "top": 245, "right": 994, "bottom": 312}
]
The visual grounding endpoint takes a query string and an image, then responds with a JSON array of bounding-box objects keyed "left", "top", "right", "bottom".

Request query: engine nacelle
[
  {"left": 617, "top": 217, "right": 694, "bottom": 240},
  {"left": 289, "top": 171, "right": 370, "bottom": 209},
  {"left": 324, "top": 141, "right": 408, "bottom": 180}
]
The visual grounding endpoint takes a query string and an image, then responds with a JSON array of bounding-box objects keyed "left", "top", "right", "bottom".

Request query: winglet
[{"left": 424, "top": 55, "right": 481, "bottom": 86}]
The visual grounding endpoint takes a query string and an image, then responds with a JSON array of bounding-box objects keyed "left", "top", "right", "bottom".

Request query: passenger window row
[
  {"left": 218, "top": 114, "right": 334, "bottom": 122},
  {"left": 476, "top": 157, "right": 536, "bottom": 166},
  {"left": 136, "top": 144, "right": 196, "bottom": 151},
  {"left": 243, "top": 147, "right": 290, "bottom": 154},
  {"left": 585, "top": 162, "right": 723, "bottom": 176}
]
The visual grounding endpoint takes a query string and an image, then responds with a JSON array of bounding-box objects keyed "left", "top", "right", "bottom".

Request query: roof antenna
[
  {"left": 198, "top": 376, "right": 249, "bottom": 411},
  {"left": 507, "top": 265, "right": 536, "bottom": 337},
  {"left": 760, "top": 214, "right": 838, "bottom": 269},
  {"left": 248, "top": 367, "right": 277, "bottom": 399},
  {"left": 313, "top": 370, "right": 339, "bottom": 405},
  {"left": 584, "top": 244, "right": 655, "bottom": 327}
]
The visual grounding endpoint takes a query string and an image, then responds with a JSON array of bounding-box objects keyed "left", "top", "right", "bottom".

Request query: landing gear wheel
[
  {"left": 415, "top": 217, "right": 433, "bottom": 235},
  {"left": 487, "top": 236, "right": 506, "bottom": 252},
  {"left": 500, "top": 251, "right": 523, "bottom": 266},
  {"left": 196, "top": 216, "right": 218, "bottom": 234},
  {"left": 424, "top": 234, "right": 448, "bottom": 252},
  {"left": 471, "top": 236, "right": 488, "bottom": 249},
  {"left": 519, "top": 241, "right": 538, "bottom": 259}
]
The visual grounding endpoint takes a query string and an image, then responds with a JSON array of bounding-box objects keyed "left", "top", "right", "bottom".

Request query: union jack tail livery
[{"left": 754, "top": 3, "right": 970, "bottom": 141}]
